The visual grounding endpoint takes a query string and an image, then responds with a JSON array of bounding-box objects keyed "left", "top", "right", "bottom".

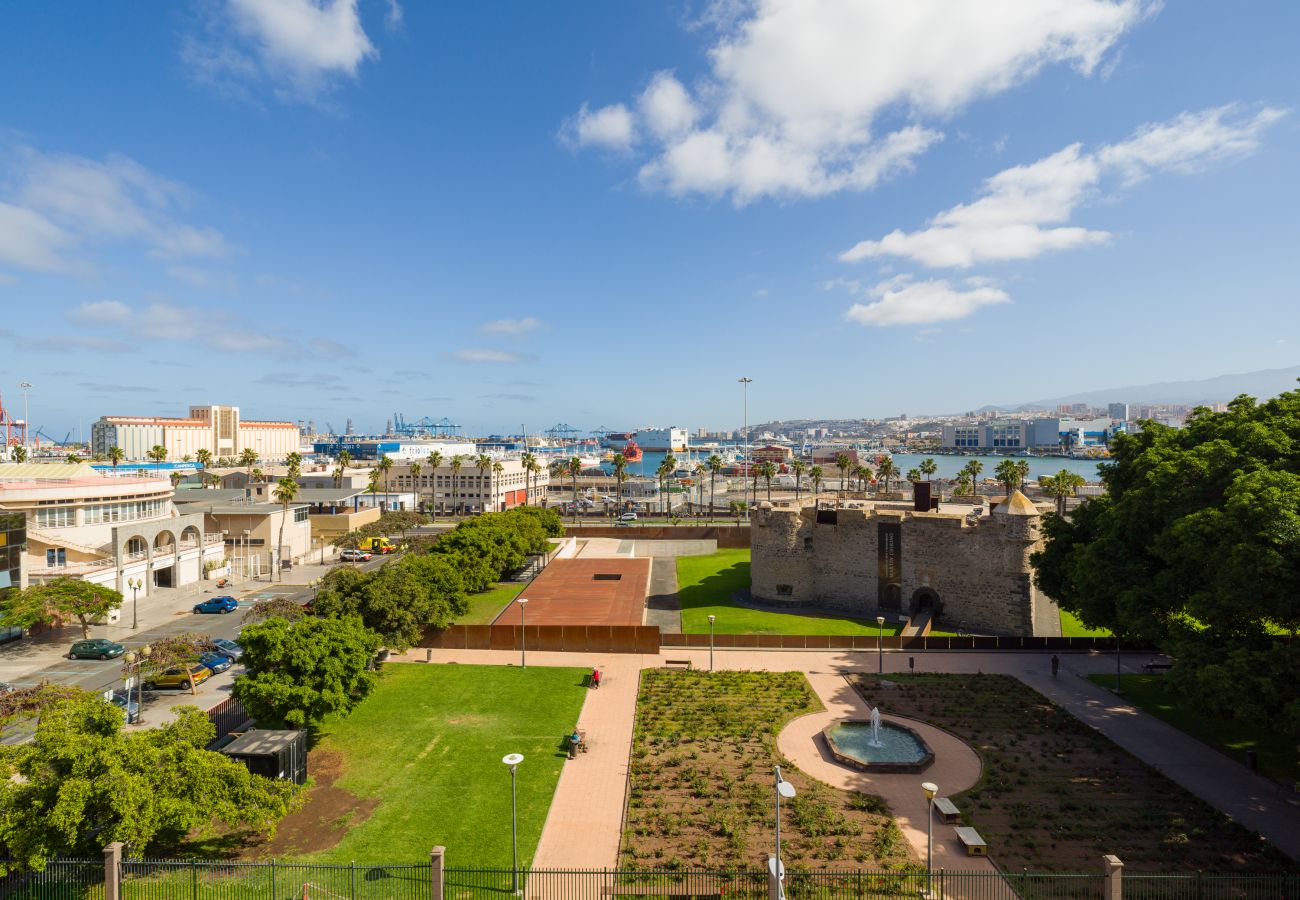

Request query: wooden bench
[
  {"left": 955, "top": 826, "right": 988, "bottom": 856},
  {"left": 663, "top": 659, "right": 693, "bottom": 670},
  {"left": 934, "top": 796, "right": 960, "bottom": 824}
]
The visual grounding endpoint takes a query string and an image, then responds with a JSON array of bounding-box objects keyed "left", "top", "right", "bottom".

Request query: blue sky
[{"left": 0, "top": 0, "right": 1297, "bottom": 438}]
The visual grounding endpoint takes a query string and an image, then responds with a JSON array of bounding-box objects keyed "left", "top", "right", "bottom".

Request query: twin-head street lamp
[
  {"left": 876, "top": 615, "right": 886, "bottom": 674},
  {"left": 772, "top": 765, "right": 796, "bottom": 897},
  {"left": 707, "top": 614, "right": 716, "bottom": 672},
  {"left": 517, "top": 597, "right": 528, "bottom": 668},
  {"left": 123, "top": 644, "right": 152, "bottom": 725},
  {"left": 922, "top": 781, "right": 938, "bottom": 894},
  {"left": 128, "top": 577, "right": 143, "bottom": 630},
  {"left": 502, "top": 753, "right": 524, "bottom": 895}
]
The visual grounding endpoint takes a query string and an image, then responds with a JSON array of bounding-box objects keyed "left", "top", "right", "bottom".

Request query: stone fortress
[{"left": 750, "top": 490, "right": 1057, "bottom": 636}]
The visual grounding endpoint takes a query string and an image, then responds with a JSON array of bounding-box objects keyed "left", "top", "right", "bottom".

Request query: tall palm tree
[
  {"left": 1015, "top": 459, "right": 1031, "bottom": 489},
  {"left": 367, "top": 468, "right": 382, "bottom": 513},
  {"left": 834, "top": 452, "right": 852, "bottom": 505},
  {"left": 195, "top": 448, "right": 213, "bottom": 472},
  {"left": 876, "top": 456, "right": 898, "bottom": 494},
  {"left": 426, "top": 451, "right": 443, "bottom": 520},
  {"left": 332, "top": 460, "right": 346, "bottom": 488},
  {"left": 994, "top": 459, "right": 1023, "bottom": 497},
  {"left": 204, "top": 472, "right": 221, "bottom": 489},
  {"left": 706, "top": 454, "right": 724, "bottom": 523},
  {"left": 492, "top": 460, "right": 504, "bottom": 512},
  {"left": 337, "top": 448, "right": 352, "bottom": 470},
  {"left": 108, "top": 445, "right": 124, "bottom": 472},
  {"left": 450, "top": 455, "right": 464, "bottom": 516},
  {"left": 809, "top": 465, "right": 824, "bottom": 500},
  {"left": 239, "top": 448, "right": 259, "bottom": 482},
  {"left": 919, "top": 458, "right": 937, "bottom": 480},
  {"left": 568, "top": 456, "right": 583, "bottom": 522},
  {"left": 1043, "top": 469, "right": 1086, "bottom": 516},
  {"left": 965, "top": 459, "right": 984, "bottom": 496},
  {"left": 520, "top": 452, "right": 538, "bottom": 505},
  {"left": 147, "top": 444, "right": 167, "bottom": 463},
  {"left": 251, "top": 467, "right": 265, "bottom": 483},
  {"left": 475, "top": 454, "right": 493, "bottom": 515},
  {"left": 170, "top": 471, "right": 184, "bottom": 489},
  {"left": 272, "top": 477, "right": 299, "bottom": 583},
  {"left": 693, "top": 462, "right": 707, "bottom": 514},
  {"left": 377, "top": 454, "right": 394, "bottom": 511},
  {"left": 906, "top": 468, "right": 922, "bottom": 484},
  {"left": 285, "top": 452, "right": 303, "bottom": 480},
  {"left": 66, "top": 452, "right": 82, "bottom": 464},
  {"left": 790, "top": 459, "right": 806, "bottom": 503},
  {"left": 409, "top": 461, "right": 422, "bottom": 511},
  {"left": 758, "top": 460, "right": 777, "bottom": 502},
  {"left": 610, "top": 453, "right": 628, "bottom": 516},
  {"left": 12, "top": 446, "right": 27, "bottom": 464}
]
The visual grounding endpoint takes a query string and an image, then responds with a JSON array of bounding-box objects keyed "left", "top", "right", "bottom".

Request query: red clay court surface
[{"left": 491, "top": 558, "right": 651, "bottom": 626}]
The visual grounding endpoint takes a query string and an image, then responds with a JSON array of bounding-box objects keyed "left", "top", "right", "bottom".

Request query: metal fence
[
  {"left": 0, "top": 859, "right": 104, "bottom": 900},
  {"left": 1124, "top": 873, "right": 1300, "bottom": 899},
  {"left": 119, "top": 859, "right": 431, "bottom": 900},
  {"left": 205, "top": 696, "right": 251, "bottom": 745}
]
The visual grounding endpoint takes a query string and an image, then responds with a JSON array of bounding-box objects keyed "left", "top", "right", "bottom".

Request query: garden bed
[
  {"left": 853, "top": 674, "right": 1294, "bottom": 872},
  {"left": 621, "top": 669, "right": 916, "bottom": 871}
]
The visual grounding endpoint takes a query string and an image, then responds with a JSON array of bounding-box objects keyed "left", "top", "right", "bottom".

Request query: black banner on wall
[{"left": 878, "top": 521, "right": 902, "bottom": 610}]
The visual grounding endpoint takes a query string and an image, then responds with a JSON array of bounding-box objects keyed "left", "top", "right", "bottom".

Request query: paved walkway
[
  {"left": 643, "top": 558, "right": 682, "bottom": 632},
  {"left": 405, "top": 646, "right": 1300, "bottom": 870}
]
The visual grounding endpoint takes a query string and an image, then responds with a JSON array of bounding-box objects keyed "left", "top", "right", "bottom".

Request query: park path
[{"left": 405, "top": 647, "right": 1300, "bottom": 868}]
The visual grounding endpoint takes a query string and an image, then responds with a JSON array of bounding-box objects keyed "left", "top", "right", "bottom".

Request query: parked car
[
  {"left": 68, "top": 639, "right": 126, "bottom": 660},
  {"left": 193, "top": 595, "right": 239, "bottom": 615},
  {"left": 107, "top": 689, "right": 140, "bottom": 724},
  {"left": 340, "top": 549, "right": 372, "bottom": 562},
  {"left": 618, "top": 512, "right": 638, "bottom": 521},
  {"left": 198, "top": 651, "right": 235, "bottom": 675},
  {"left": 0, "top": 682, "right": 15, "bottom": 694},
  {"left": 210, "top": 638, "right": 243, "bottom": 661},
  {"left": 145, "top": 663, "right": 212, "bottom": 691}
]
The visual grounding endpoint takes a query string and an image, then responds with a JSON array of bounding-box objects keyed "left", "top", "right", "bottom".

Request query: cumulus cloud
[
  {"left": 840, "top": 105, "right": 1286, "bottom": 268},
  {"left": 185, "top": 0, "right": 378, "bottom": 101},
  {"left": 441, "top": 349, "right": 535, "bottom": 364},
  {"left": 564, "top": 103, "right": 635, "bottom": 151},
  {"left": 568, "top": 0, "right": 1154, "bottom": 203},
  {"left": 70, "top": 300, "right": 133, "bottom": 324},
  {"left": 844, "top": 276, "right": 1011, "bottom": 327},
  {"left": 481, "top": 317, "right": 544, "bottom": 335}
]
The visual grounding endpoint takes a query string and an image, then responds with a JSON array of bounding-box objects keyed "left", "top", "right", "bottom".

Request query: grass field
[
  {"left": 273, "top": 664, "right": 588, "bottom": 867},
  {"left": 458, "top": 582, "right": 526, "bottom": 625},
  {"left": 677, "top": 549, "right": 907, "bottom": 636},
  {"left": 1088, "top": 674, "right": 1298, "bottom": 782},
  {"left": 1060, "top": 609, "right": 1111, "bottom": 637}
]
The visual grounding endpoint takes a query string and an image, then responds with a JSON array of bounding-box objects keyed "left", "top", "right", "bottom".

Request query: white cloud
[
  {"left": 844, "top": 276, "right": 1011, "bottom": 326},
  {"left": 0, "top": 201, "right": 73, "bottom": 272},
  {"left": 840, "top": 105, "right": 1285, "bottom": 268},
  {"left": 481, "top": 317, "right": 544, "bottom": 335},
  {"left": 384, "top": 0, "right": 403, "bottom": 30},
  {"left": 442, "top": 349, "right": 535, "bottom": 364},
  {"left": 186, "top": 0, "right": 378, "bottom": 101},
  {"left": 569, "top": 0, "right": 1154, "bottom": 203},
  {"left": 70, "top": 300, "right": 133, "bottom": 324},
  {"left": 566, "top": 103, "right": 635, "bottom": 151}
]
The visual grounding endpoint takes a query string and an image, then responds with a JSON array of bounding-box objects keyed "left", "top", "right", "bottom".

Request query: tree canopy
[
  {"left": 1, "top": 578, "right": 122, "bottom": 639},
  {"left": 232, "top": 615, "right": 381, "bottom": 729},
  {"left": 0, "top": 692, "right": 299, "bottom": 870},
  {"left": 311, "top": 557, "right": 466, "bottom": 650},
  {"left": 1032, "top": 388, "right": 1300, "bottom": 735}
]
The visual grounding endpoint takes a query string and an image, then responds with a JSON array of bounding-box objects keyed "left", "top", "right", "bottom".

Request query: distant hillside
[{"left": 1015, "top": 365, "right": 1300, "bottom": 409}]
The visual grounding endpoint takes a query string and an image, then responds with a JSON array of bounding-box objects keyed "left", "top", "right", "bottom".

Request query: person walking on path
[{"left": 1051, "top": 655, "right": 1060, "bottom": 678}]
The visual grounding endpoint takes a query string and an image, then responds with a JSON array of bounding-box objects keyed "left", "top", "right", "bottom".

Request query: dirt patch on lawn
[{"left": 247, "top": 750, "right": 380, "bottom": 858}]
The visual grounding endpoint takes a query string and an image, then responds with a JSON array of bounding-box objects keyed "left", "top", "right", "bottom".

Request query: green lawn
[
  {"left": 1088, "top": 674, "right": 1298, "bottom": 782},
  {"left": 458, "top": 582, "right": 526, "bottom": 625},
  {"left": 298, "top": 663, "right": 588, "bottom": 866},
  {"left": 677, "top": 549, "right": 907, "bottom": 636},
  {"left": 1060, "top": 608, "right": 1112, "bottom": 637}
]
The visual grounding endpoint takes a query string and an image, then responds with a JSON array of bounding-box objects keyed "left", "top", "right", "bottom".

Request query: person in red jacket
[{"left": 591, "top": 668, "right": 601, "bottom": 689}]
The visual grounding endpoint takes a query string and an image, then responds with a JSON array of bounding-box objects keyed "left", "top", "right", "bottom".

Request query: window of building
[
  {"left": 776, "top": 584, "right": 793, "bottom": 596},
  {"left": 45, "top": 548, "right": 67, "bottom": 567},
  {"left": 293, "top": 507, "right": 309, "bottom": 523},
  {"left": 36, "top": 507, "right": 76, "bottom": 528}
]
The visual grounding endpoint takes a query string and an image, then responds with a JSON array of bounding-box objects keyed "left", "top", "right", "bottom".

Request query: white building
[
  {"left": 91, "top": 405, "right": 299, "bottom": 462},
  {"left": 389, "top": 458, "right": 546, "bottom": 514}
]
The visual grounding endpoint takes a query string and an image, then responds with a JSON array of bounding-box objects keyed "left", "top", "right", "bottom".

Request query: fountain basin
[{"left": 822, "top": 719, "right": 935, "bottom": 774}]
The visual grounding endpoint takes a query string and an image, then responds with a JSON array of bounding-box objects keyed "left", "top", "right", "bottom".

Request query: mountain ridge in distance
[{"left": 1009, "top": 365, "right": 1300, "bottom": 410}]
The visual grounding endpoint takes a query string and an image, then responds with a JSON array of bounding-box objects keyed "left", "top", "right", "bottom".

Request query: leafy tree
[
  {"left": 1040, "top": 469, "right": 1086, "bottom": 515},
  {"left": 251, "top": 467, "right": 264, "bottom": 483},
  {"left": 137, "top": 633, "right": 218, "bottom": 697},
  {"left": 0, "top": 692, "right": 299, "bottom": 869},
  {"left": 170, "top": 471, "right": 184, "bottom": 488},
  {"left": 65, "top": 452, "right": 82, "bottom": 464},
  {"left": 2, "top": 578, "right": 122, "bottom": 640},
  {"left": 241, "top": 596, "right": 310, "bottom": 624},
  {"left": 312, "top": 561, "right": 465, "bottom": 650},
  {"left": 232, "top": 614, "right": 381, "bottom": 729},
  {"left": 12, "top": 446, "right": 27, "bottom": 464},
  {"left": 1032, "top": 390, "right": 1300, "bottom": 736}
]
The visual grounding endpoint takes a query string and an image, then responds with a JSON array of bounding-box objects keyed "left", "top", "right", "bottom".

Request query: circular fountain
[{"left": 821, "top": 707, "right": 935, "bottom": 774}]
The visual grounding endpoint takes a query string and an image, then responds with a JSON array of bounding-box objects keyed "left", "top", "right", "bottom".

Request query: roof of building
[
  {"left": 177, "top": 486, "right": 365, "bottom": 503},
  {"left": 171, "top": 499, "right": 306, "bottom": 515},
  {"left": 0, "top": 462, "right": 99, "bottom": 480},
  {"left": 1003, "top": 490, "right": 1040, "bottom": 517},
  {"left": 221, "top": 729, "right": 306, "bottom": 755}
]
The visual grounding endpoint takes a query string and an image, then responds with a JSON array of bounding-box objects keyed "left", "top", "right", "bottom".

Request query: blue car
[
  {"left": 193, "top": 595, "right": 238, "bottom": 615},
  {"left": 198, "top": 651, "right": 234, "bottom": 675}
]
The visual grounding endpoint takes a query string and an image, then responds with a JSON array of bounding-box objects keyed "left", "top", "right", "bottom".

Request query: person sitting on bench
[{"left": 569, "top": 730, "right": 581, "bottom": 759}]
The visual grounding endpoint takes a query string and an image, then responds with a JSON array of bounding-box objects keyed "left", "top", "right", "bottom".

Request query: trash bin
[{"left": 1245, "top": 749, "right": 1258, "bottom": 772}]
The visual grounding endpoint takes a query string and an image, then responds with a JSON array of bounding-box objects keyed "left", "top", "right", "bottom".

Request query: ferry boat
[{"left": 621, "top": 440, "right": 643, "bottom": 463}]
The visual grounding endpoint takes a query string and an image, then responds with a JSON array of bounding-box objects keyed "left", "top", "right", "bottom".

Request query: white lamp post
[
  {"left": 773, "top": 765, "right": 796, "bottom": 896},
  {"left": 876, "top": 615, "right": 886, "bottom": 674},
  {"left": 922, "top": 781, "right": 938, "bottom": 894},
  {"left": 128, "top": 577, "right": 143, "bottom": 630},
  {"left": 707, "top": 614, "right": 716, "bottom": 672},
  {"left": 17, "top": 381, "right": 31, "bottom": 456},
  {"left": 503, "top": 753, "right": 524, "bottom": 895},
  {"left": 739, "top": 378, "right": 752, "bottom": 521},
  {"left": 125, "top": 644, "right": 152, "bottom": 725},
  {"left": 517, "top": 597, "right": 528, "bottom": 668}
]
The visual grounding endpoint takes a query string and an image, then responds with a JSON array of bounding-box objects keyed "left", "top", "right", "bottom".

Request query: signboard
[{"left": 877, "top": 521, "right": 902, "bottom": 610}]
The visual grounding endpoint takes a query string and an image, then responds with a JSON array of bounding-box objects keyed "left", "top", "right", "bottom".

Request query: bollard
[
  {"left": 103, "top": 842, "right": 123, "bottom": 900},
  {"left": 430, "top": 846, "right": 445, "bottom": 900},
  {"left": 908, "top": 656, "right": 915, "bottom": 672},
  {"left": 1103, "top": 855, "right": 1123, "bottom": 900},
  {"left": 1245, "top": 749, "right": 1258, "bottom": 773}
]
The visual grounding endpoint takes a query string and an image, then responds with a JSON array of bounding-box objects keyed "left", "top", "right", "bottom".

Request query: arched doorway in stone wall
[
  {"left": 911, "top": 587, "right": 942, "bottom": 618},
  {"left": 880, "top": 582, "right": 902, "bottom": 611}
]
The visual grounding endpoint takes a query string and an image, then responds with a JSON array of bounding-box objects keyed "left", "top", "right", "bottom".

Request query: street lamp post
[
  {"left": 739, "top": 378, "right": 752, "bottom": 521},
  {"left": 502, "top": 753, "right": 524, "bottom": 895},
  {"left": 17, "top": 381, "right": 31, "bottom": 456},
  {"left": 876, "top": 615, "right": 886, "bottom": 674},
  {"left": 125, "top": 644, "right": 152, "bottom": 725},
  {"left": 707, "top": 614, "right": 716, "bottom": 672},
  {"left": 922, "top": 781, "right": 938, "bottom": 895},
  {"left": 518, "top": 597, "right": 528, "bottom": 668},
  {"left": 128, "top": 577, "right": 143, "bottom": 630},
  {"left": 773, "top": 766, "right": 796, "bottom": 897}
]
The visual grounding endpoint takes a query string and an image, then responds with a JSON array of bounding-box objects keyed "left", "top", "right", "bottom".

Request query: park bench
[
  {"left": 955, "top": 826, "right": 988, "bottom": 857},
  {"left": 663, "top": 659, "right": 693, "bottom": 670},
  {"left": 1141, "top": 661, "right": 1174, "bottom": 674},
  {"left": 933, "top": 797, "right": 960, "bottom": 825}
]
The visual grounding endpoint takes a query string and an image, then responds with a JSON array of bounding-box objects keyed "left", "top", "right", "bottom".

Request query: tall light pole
[
  {"left": 129, "top": 577, "right": 143, "bottom": 630},
  {"left": 773, "top": 765, "right": 796, "bottom": 897},
  {"left": 17, "top": 381, "right": 31, "bottom": 455},
  {"left": 518, "top": 597, "right": 528, "bottom": 668},
  {"left": 876, "top": 615, "right": 885, "bottom": 674},
  {"left": 739, "top": 378, "right": 752, "bottom": 521},
  {"left": 707, "top": 614, "right": 716, "bottom": 672},
  {"left": 125, "top": 644, "right": 152, "bottom": 725},
  {"left": 502, "top": 753, "right": 524, "bottom": 896},
  {"left": 922, "top": 781, "right": 938, "bottom": 895}
]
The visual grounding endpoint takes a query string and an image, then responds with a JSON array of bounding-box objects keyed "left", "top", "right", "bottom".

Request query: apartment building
[{"left": 389, "top": 458, "right": 547, "bottom": 514}]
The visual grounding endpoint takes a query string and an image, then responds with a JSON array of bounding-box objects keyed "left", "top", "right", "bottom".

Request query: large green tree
[
  {"left": 1032, "top": 390, "right": 1300, "bottom": 735},
  {"left": 0, "top": 692, "right": 299, "bottom": 870},
  {"left": 2, "top": 578, "right": 122, "bottom": 640},
  {"left": 311, "top": 558, "right": 466, "bottom": 650},
  {"left": 232, "top": 615, "right": 381, "bottom": 729}
]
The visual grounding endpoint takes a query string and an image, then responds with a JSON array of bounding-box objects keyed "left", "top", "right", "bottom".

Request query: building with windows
[
  {"left": 0, "top": 463, "right": 225, "bottom": 607},
  {"left": 389, "top": 458, "right": 545, "bottom": 514},
  {"left": 941, "top": 418, "right": 1063, "bottom": 450},
  {"left": 310, "top": 438, "right": 473, "bottom": 462},
  {"left": 91, "top": 405, "right": 298, "bottom": 462},
  {"left": 171, "top": 482, "right": 312, "bottom": 578},
  {"left": 1107, "top": 403, "right": 1130, "bottom": 421},
  {"left": 0, "top": 510, "right": 24, "bottom": 642}
]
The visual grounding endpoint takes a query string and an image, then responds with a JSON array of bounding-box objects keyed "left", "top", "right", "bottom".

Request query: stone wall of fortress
[{"left": 750, "top": 502, "right": 1050, "bottom": 636}]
